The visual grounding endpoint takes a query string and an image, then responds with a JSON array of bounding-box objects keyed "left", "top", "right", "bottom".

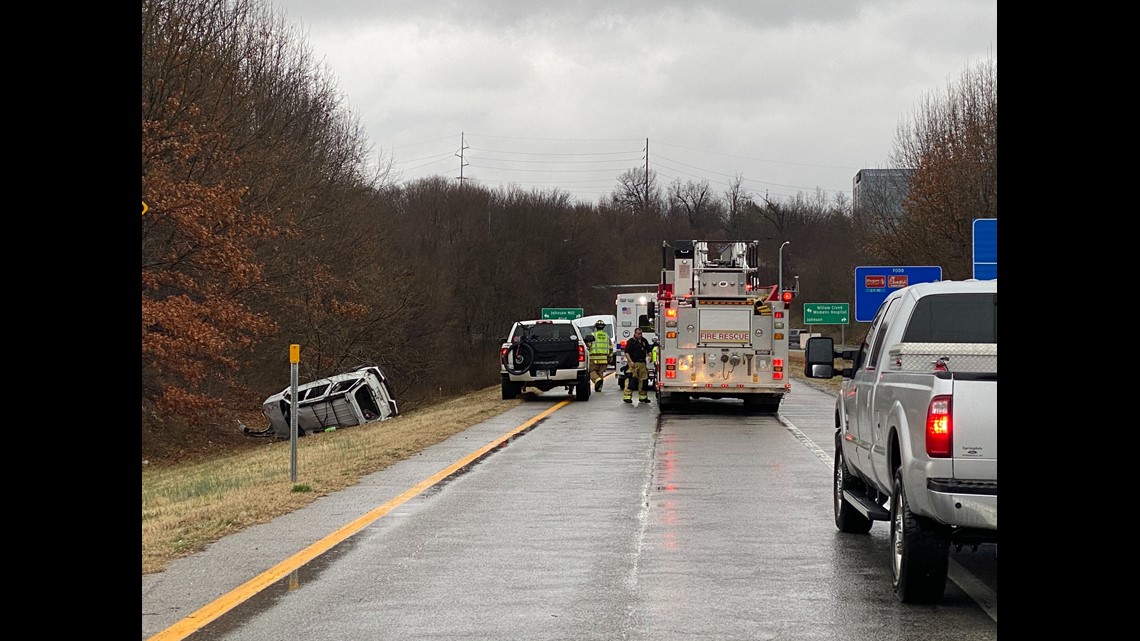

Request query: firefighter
[
  {"left": 588, "top": 320, "right": 611, "bottom": 391},
  {"left": 622, "top": 327, "right": 652, "bottom": 404}
]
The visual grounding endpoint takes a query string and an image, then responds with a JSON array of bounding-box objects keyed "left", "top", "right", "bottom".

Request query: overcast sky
[{"left": 271, "top": 0, "right": 996, "bottom": 206}]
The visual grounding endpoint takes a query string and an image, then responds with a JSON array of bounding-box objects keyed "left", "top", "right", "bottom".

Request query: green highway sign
[
  {"left": 541, "top": 307, "right": 584, "bottom": 320},
  {"left": 803, "top": 303, "right": 849, "bottom": 325}
]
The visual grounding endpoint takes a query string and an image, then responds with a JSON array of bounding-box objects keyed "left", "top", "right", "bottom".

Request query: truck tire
[
  {"left": 501, "top": 378, "right": 521, "bottom": 400},
  {"left": 657, "top": 391, "right": 689, "bottom": 411},
  {"left": 576, "top": 379, "right": 591, "bottom": 401},
  {"left": 833, "top": 440, "right": 873, "bottom": 534},
  {"left": 890, "top": 467, "right": 950, "bottom": 603},
  {"left": 743, "top": 395, "right": 780, "bottom": 413}
]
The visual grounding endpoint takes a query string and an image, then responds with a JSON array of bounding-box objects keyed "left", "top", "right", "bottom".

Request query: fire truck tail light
[
  {"left": 926, "top": 395, "right": 952, "bottom": 457},
  {"left": 774, "top": 311, "right": 784, "bottom": 318},
  {"left": 773, "top": 372, "right": 783, "bottom": 380},
  {"left": 666, "top": 308, "right": 677, "bottom": 319}
]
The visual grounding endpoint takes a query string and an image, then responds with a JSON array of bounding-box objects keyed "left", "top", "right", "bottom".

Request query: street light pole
[{"left": 778, "top": 241, "right": 790, "bottom": 293}]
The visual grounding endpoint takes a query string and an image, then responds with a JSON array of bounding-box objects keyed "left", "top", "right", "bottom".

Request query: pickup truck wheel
[
  {"left": 890, "top": 467, "right": 950, "bottom": 603},
  {"left": 834, "top": 444, "right": 873, "bottom": 534},
  {"left": 501, "top": 379, "right": 520, "bottom": 400},
  {"left": 575, "top": 379, "right": 591, "bottom": 401}
]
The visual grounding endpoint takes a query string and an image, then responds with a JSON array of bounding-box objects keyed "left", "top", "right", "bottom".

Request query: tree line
[{"left": 141, "top": 0, "right": 996, "bottom": 450}]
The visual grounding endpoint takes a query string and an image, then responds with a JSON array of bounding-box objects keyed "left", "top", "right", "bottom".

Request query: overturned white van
[{"left": 261, "top": 365, "right": 399, "bottom": 438}]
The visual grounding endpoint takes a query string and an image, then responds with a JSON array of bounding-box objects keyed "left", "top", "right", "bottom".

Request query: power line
[
  {"left": 467, "top": 147, "right": 642, "bottom": 157},
  {"left": 466, "top": 155, "right": 641, "bottom": 165},
  {"left": 652, "top": 153, "right": 850, "bottom": 195},
  {"left": 654, "top": 139, "right": 859, "bottom": 171},
  {"left": 389, "top": 133, "right": 856, "bottom": 203}
]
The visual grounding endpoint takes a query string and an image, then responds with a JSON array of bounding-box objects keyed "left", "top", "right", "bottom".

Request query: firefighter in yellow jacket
[{"left": 588, "top": 320, "right": 612, "bottom": 392}]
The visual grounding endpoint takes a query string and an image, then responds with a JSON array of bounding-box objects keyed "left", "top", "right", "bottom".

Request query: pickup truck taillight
[
  {"left": 578, "top": 344, "right": 586, "bottom": 362},
  {"left": 925, "top": 395, "right": 952, "bottom": 457}
]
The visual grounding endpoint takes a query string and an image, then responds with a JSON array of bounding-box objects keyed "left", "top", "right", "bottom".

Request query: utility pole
[
  {"left": 644, "top": 138, "right": 649, "bottom": 215},
  {"left": 456, "top": 132, "right": 469, "bottom": 187}
]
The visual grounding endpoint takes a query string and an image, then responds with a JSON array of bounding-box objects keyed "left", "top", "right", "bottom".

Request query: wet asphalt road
[{"left": 142, "top": 377, "right": 996, "bottom": 640}]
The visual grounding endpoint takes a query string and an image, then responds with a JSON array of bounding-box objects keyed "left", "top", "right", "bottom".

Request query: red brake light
[
  {"left": 781, "top": 290, "right": 793, "bottom": 303},
  {"left": 926, "top": 395, "right": 952, "bottom": 457},
  {"left": 578, "top": 345, "right": 586, "bottom": 362}
]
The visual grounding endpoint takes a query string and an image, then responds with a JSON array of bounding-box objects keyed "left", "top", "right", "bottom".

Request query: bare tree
[
  {"left": 866, "top": 57, "right": 997, "bottom": 278},
  {"left": 610, "top": 167, "right": 663, "bottom": 216},
  {"left": 142, "top": 0, "right": 395, "bottom": 429},
  {"left": 666, "top": 178, "right": 725, "bottom": 231},
  {"left": 724, "top": 173, "right": 751, "bottom": 220}
]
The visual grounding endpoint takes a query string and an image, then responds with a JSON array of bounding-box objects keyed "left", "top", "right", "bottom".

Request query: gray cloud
[{"left": 270, "top": 0, "right": 996, "bottom": 204}]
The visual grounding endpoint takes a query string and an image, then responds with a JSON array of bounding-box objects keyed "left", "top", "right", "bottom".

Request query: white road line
[{"left": 948, "top": 559, "right": 997, "bottom": 622}]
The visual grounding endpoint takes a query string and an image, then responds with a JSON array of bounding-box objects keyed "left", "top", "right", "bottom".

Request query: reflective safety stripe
[{"left": 589, "top": 331, "right": 611, "bottom": 357}]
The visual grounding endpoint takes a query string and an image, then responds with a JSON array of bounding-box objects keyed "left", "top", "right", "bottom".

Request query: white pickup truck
[
  {"left": 804, "top": 279, "right": 997, "bottom": 604},
  {"left": 500, "top": 319, "right": 594, "bottom": 401}
]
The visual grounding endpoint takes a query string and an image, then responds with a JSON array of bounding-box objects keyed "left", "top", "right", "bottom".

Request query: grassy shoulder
[
  {"left": 786, "top": 350, "right": 844, "bottom": 395},
  {"left": 142, "top": 387, "right": 523, "bottom": 574},
  {"left": 142, "top": 355, "right": 844, "bottom": 575}
]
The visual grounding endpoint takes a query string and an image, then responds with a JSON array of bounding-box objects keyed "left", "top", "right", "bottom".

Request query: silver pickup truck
[{"left": 805, "top": 279, "right": 997, "bottom": 603}]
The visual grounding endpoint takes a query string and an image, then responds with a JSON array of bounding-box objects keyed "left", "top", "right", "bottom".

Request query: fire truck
[{"left": 652, "top": 240, "right": 793, "bottom": 412}]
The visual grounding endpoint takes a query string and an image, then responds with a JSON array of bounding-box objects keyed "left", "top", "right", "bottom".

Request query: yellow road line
[{"left": 148, "top": 400, "right": 571, "bottom": 641}]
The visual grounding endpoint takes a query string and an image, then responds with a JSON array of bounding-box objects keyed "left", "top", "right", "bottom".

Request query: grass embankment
[
  {"left": 142, "top": 388, "right": 521, "bottom": 574},
  {"left": 142, "top": 352, "right": 842, "bottom": 575}
]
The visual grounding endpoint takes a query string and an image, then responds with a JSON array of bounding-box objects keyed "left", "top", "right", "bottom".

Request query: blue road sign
[
  {"left": 853, "top": 266, "right": 943, "bottom": 322},
  {"left": 973, "top": 218, "right": 997, "bottom": 280}
]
